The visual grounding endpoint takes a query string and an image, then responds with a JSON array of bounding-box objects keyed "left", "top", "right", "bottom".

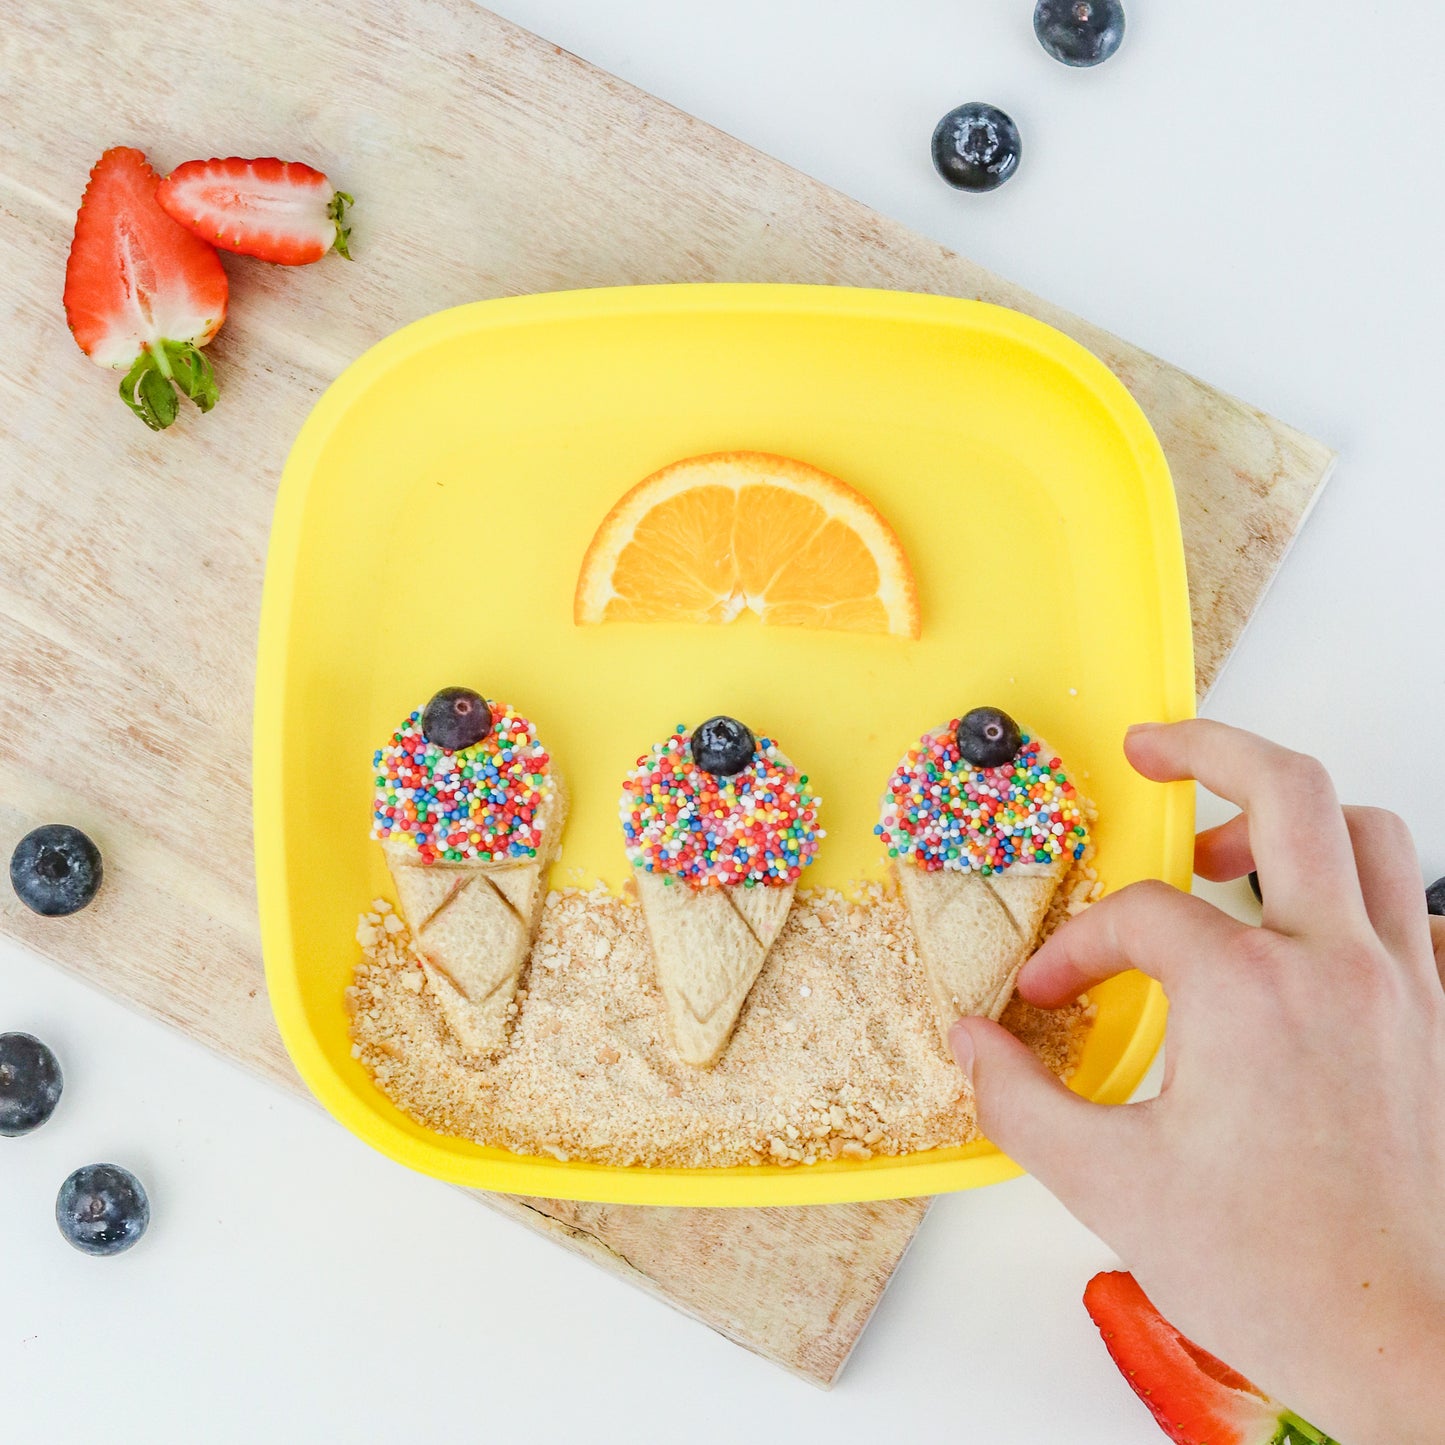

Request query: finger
[
  {"left": 1339, "top": 808, "right": 1433, "bottom": 964},
  {"left": 1018, "top": 879, "right": 1251, "bottom": 1009},
  {"left": 1193, "top": 813, "right": 1253, "bottom": 881},
  {"left": 1429, "top": 917, "right": 1445, "bottom": 992},
  {"left": 1196, "top": 805, "right": 1433, "bottom": 963},
  {"left": 1125, "top": 720, "right": 1366, "bottom": 938},
  {"left": 950, "top": 1017, "right": 1140, "bottom": 1212}
]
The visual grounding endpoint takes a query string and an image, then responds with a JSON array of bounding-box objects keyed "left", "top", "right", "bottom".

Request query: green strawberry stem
[
  {"left": 118, "top": 341, "right": 218, "bottom": 431},
  {"left": 328, "top": 190, "right": 355, "bottom": 259},
  {"left": 1276, "top": 1409, "right": 1342, "bottom": 1445}
]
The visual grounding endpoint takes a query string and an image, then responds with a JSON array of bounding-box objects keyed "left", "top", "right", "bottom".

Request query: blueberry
[
  {"left": 56, "top": 1163, "right": 150, "bottom": 1257},
  {"left": 0, "top": 1032, "right": 63, "bottom": 1136},
  {"left": 9, "top": 825, "right": 103, "bottom": 916},
  {"left": 1427, "top": 876, "right": 1445, "bottom": 917},
  {"left": 1248, "top": 869, "right": 1263, "bottom": 903},
  {"left": 955, "top": 707, "right": 1023, "bottom": 769},
  {"left": 691, "top": 716, "right": 757, "bottom": 777},
  {"left": 421, "top": 687, "right": 493, "bottom": 751},
  {"left": 1034, "top": 0, "right": 1125, "bottom": 67},
  {"left": 931, "top": 103, "right": 1021, "bottom": 193}
]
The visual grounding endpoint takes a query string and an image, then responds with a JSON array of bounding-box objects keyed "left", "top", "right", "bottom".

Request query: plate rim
[{"left": 253, "top": 282, "right": 1195, "bottom": 1206}]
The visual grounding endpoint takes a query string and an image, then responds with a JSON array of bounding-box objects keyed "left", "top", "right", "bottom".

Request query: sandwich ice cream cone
[
  {"left": 632, "top": 871, "right": 795, "bottom": 1067},
  {"left": 894, "top": 856, "right": 1065, "bottom": 1025},
  {"left": 372, "top": 695, "right": 565, "bottom": 1056},
  {"left": 879, "top": 711, "right": 1089, "bottom": 1040},
  {"left": 620, "top": 720, "right": 822, "bottom": 1068}
]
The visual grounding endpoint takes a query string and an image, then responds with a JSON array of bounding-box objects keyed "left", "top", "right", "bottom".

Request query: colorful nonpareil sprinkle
[
  {"left": 372, "top": 702, "right": 554, "bottom": 865},
  {"left": 620, "top": 726, "right": 823, "bottom": 888},
  {"left": 879, "top": 725, "right": 1088, "bottom": 875}
]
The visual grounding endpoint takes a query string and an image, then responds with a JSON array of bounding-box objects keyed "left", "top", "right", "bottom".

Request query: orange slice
[{"left": 574, "top": 452, "right": 920, "bottom": 638}]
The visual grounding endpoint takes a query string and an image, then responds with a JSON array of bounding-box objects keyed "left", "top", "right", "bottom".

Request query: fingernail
[
  {"left": 948, "top": 1020, "right": 975, "bottom": 1077},
  {"left": 1126, "top": 721, "right": 1164, "bottom": 736}
]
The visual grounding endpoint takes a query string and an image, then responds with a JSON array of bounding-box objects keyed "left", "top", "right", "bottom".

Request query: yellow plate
[{"left": 255, "top": 284, "right": 1194, "bottom": 1206}]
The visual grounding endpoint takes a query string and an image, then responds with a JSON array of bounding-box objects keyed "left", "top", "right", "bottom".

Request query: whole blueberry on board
[
  {"left": 1034, "top": 0, "right": 1125, "bottom": 67},
  {"left": 9, "top": 824, "right": 103, "bottom": 916},
  {"left": 931, "top": 103, "right": 1021, "bottom": 192},
  {"left": 1427, "top": 876, "right": 1445, "bottom": 917},
  {"left": 955, "top": 707, "right": 1024, "bottom": 769},
  {"left": 421, "top": 687, "right": 493, "bottom": 751},
  {"left": 0, "top": 1032, "right": 64, "bottom": 1136},
  {"left": 691, "top": 717, "right": 757, "bottom": 777},
  {"left": 56, "top": 1163, "right": 151, "bottom": 1257}
]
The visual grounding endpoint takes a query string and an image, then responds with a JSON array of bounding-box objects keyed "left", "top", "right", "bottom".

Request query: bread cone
[
  {"left": 879, "top": 713, "right": 1090, "bottom": 1043},
  {"left": 372, "top": 695, "right": 564, "bottom": 1057},
  {"left": 384, "top": 784, "right": 566, "bottom": 1055},
  {"left": 636, "top": 873, "right": 794, "bottom": 1067},
  {"left": 620, "top": 720, "right": 823, "bottom": 1069},
  {"left": 896, "top": 858, "right": 1063, "bottom": 1038}
]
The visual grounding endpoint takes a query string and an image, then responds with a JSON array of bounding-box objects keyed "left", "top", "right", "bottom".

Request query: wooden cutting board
[{"left": 0, "top": 0, "right": 1331, "bottom": 1388}]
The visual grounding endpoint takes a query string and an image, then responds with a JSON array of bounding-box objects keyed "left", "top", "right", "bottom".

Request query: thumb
[{"left": 950, "top": 1017, "right": 1134, "bottom": 1214}]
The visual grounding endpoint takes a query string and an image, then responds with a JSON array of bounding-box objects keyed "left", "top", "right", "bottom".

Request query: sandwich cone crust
[
  {"left": 636, "top": 872, "right": 795, "bottom": 1068},
  {"left": 897, "top": 858, "right": 1064, "bottom": 1039},
  {"left": 384, "top": 780, "right": 567, "bottom": 1055}
]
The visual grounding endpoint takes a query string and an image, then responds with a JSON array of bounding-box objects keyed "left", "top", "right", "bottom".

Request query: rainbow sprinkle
[
  {"left": 878, "top": 726, "right": 1088, "bottom": 875},
  {"left": 620, "top": 726, "right": 823, "bottom": 888},
  {"left": 372, "top": 702, "right": 554, "bottom": 865}
]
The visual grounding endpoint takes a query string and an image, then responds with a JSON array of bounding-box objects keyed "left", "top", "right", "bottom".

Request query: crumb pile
[{"left": 348, "top": 865, "right": 1100, "bottom": 1169}]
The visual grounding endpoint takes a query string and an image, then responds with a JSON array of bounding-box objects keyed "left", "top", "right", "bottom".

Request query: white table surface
[{"left": 6, "top": 5, "right": 1443, "bottom": 1441}]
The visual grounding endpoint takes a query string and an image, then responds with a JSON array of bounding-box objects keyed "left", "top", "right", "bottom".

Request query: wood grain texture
[
  {"left": 0, "top": 0, "right": 1330, "bottom": 1387},
  {"left": 493, "top": 1194, "right": 928, "bottom": 1384}
]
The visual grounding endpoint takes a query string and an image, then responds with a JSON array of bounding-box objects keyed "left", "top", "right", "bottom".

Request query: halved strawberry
[
  {"left": 63, "top": 147, "right": 229, "bottom": 431},
  {"left": 1084, "top": 1272, "right": 1340, "bottom": 1445},
  {"left": 157, "top": 158, "right": 353, "bottom": 266}
]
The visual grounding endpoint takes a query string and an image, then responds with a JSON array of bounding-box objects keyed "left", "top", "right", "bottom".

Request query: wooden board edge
[
  {"left": 485, "top": 1192, "right": 935, "bottom": 1389},
  {"left": 805, "top": 1195, "right": 935, "bottom": 1388},
  {"left": 1196, "top": 452, "right": 1337, "bottom": 705}
]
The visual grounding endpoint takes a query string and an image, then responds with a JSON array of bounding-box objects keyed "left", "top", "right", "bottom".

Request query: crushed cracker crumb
[{"left": 348, "top": 858, "right": 1096, "bottom": 1169}]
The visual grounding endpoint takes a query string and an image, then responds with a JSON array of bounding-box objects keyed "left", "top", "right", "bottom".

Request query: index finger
[
  {"left": 1124, "top": 719, "right": 1367, "bottom": 939},
  {"left": 1019, "top": 879, "right": 1251, "bottom": 1008}
]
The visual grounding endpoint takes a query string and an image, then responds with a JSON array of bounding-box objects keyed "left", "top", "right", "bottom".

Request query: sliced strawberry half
[
  {"left": 157, "top": 157, "right": 353, "bottom": 266},
  {"left": 63, "top": 146, "right": 229, "bottom": 431},
  {"left": 1084, "top": 1272, "right": 1340, "bottom": 1445}
]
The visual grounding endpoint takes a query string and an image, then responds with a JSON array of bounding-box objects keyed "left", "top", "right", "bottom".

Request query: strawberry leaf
[
  {"left": 138, "top": 365, "right": 179, "bottom": 429},
  {"left": 162, "top": 340, "right": 219, "bottom": 413},
  {"left": 328, "top": 190, "right": 354, "bottom": 259},
  {"left": 119, "top": 352, "right": 176, "bottom": 431},
  {"left": 118, "top": 354, "right": 156, "bottom": 428},
  {"left": 117, "top": 342, "right": 219, "bottom": 430}
]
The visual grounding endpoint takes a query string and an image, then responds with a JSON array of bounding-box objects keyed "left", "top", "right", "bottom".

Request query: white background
[{"left": 6, "top": 4, "right": 1444, "bottom": 1441}]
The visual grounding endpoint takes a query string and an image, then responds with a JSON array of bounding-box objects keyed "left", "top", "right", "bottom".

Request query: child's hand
[{"left": 950, "top": 719, "right": 1445, "bottom": 1445}]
